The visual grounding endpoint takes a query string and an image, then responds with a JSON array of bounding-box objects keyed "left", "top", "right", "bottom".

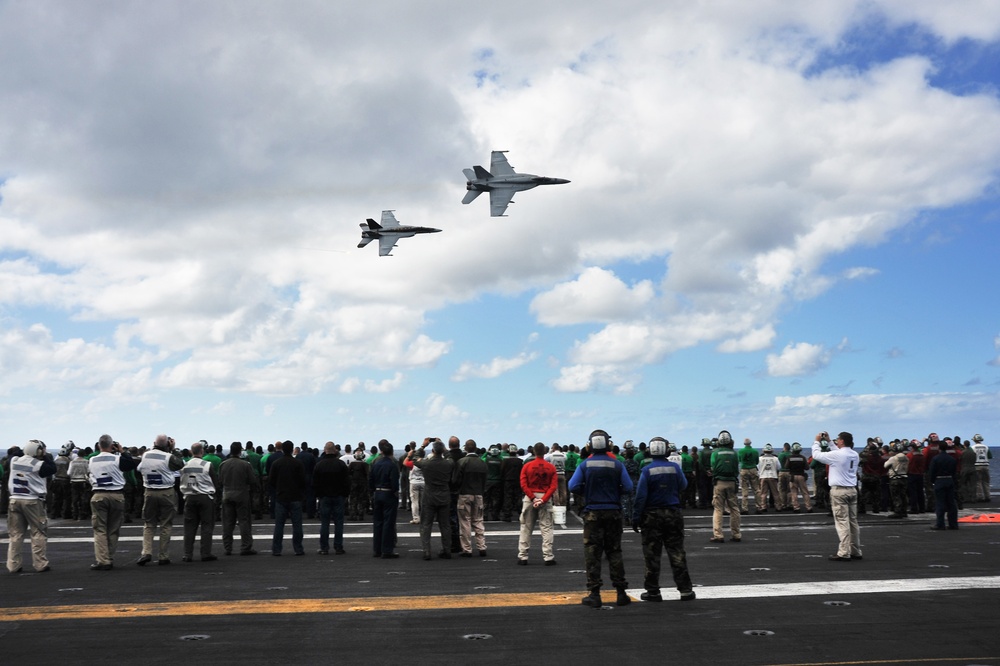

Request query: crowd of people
[{"left": 3, "top": 429, "right": 991, "bottom": 606}]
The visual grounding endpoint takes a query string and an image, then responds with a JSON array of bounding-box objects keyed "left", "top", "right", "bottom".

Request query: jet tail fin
[
  {"left": 461, "top": 190, "right": 482, "bottom": 205},
  {"left": 473, "top": 165, "right": 492, "bottom": 180},
  {"left": 358, "top": 236, "right": 374, "bottom": 248},
  {"left": 463, "top": 168, "right": 477, "bottom": 182},
  {"left": 365, "top": 218, "right": 382, "bottom": 230}
]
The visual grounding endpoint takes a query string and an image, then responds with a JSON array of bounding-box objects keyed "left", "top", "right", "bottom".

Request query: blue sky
[{"left": 1, "top": 1, "right": 999, "bottom": 452}]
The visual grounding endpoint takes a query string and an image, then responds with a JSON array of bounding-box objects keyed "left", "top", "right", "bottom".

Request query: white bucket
[{"left": 553, "top": 505, "right": 567, "bottom": 525}]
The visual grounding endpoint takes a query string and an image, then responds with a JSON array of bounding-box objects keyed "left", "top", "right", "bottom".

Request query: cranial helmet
[
  {"left": 23, "top": 439, "right": 46, "bottom": 458},
  {"left": 648, "top": 437, "right": 668, "bottom": 457},
  {"left": 354, "top": 449, "right": 365, "bottom": 461},
  {"left": 718, "top": 431, "right": 733, "bottom": 447},
  {"left": 589, "top": 429, "right": 610, "bottom": 452},
  {"left": 623, "top": 440, "right": 635, "bottom": 450},
  {"left": 668, "top": 443, "right": 678, "bottom": 453},
  {"left": 60, "top": 440, "right": 75, "bottom": 456},
  {"left": 973, "top": 434, "right": 984, "bottom": 443},
  {"left": 763, "top": 443, "right": 773, "bottom": 453},
  {"left": 791, "top": 442, "right": 802, "bottom": 452}
]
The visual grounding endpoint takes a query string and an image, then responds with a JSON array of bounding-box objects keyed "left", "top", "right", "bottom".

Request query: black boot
[{"left": 581, "top": 590, "right": 602, "bottom": 608}]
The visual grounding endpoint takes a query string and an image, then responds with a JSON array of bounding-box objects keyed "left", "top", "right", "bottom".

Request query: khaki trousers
[
  {"left": 7, "top": 498, "right": 49, "bottom": 572},
  {"left": 141, "top": 488, "right": 177, "bottom": 560},
  {"left": 457, "top": 493, "right": 487, "bottom": 553},
  {"left": 91, "top": 492, "right": 125, "bottom": 565},
  {"left": 517, "top": 495, "right": 554, "bottom": 561}
]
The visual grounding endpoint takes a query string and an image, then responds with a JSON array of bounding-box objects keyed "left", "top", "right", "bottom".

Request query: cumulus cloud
[
  {"left": 718, "top": 325, "right": 777, "bottom": 353},
  {"left": 0, "top": 1, "right": 998, "bottom": 439},
  {"left": 766, "top": 341, "right": 834, "bottom": 377},
  {"left": 530, "top": 267, "right": 654, "bottom": 325}
]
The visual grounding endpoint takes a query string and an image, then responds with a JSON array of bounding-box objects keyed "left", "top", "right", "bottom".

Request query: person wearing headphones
[
  {"left": 568, "top": 429, "right": 634, "bottom": 608},
  {"left": 631, "top": 436, "right": 695, "bottom": 602},
  {"left": 6, "top": 440, "right": 57, "bottom": 573},
  {"left": 710, "top": 430, "right": 741, "bottom": 543}
]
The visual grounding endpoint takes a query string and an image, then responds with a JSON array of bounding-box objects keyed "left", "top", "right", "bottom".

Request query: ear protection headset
[
  {"left": 648, "top": 437, "right": 667, "bottom": 457},
  {"left": 589, "top": 429, "right": 610, "bottom": 452}
]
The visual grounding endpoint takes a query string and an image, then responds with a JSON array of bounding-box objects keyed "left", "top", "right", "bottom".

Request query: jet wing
[
  {"left": 490, "top": 151, "right": 515, "bottom": 176},
  {"left": 489, "top": 188, "right": 515, "bottom": 217},
  {"left": 378, "top": 235, "right": 398, "bottom": 256},
  {"left": 380, "top": 210, "right": 400, "bottom": 228}
]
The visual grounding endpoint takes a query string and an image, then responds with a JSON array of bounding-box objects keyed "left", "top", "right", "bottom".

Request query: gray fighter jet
[
  {"left": 462, "top": 151, "right": 569, "bottom": 216},
  {"left": 358, "top": 210, "right": 441, "bottom": 256}
]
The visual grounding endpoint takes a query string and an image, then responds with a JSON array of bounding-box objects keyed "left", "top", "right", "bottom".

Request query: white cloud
[
  {"left": 843, "top": 267, "right": 879, "bottom": 281},
  {"left": 0, "top": 2, "right": 998, "bottom": 436},
  {"left": 761, "top": 391, "right": 1000, "bottom": 425},
  {"left": 0, "top": 323, "right": 160, "bottom": 397},
  {"left": 718, "top": 325, "right": 777, "bottom": 353},
  {"left": 365, "top": 373, "right": 405, "bottom": 393},
  {"left": 530, "top": 267, "right": 654, "bottom": 325},
  {"left": 452, "top": 352, "right": 538, "bottom": 381},
  {"left": 766, "top": 341, "right": 833, "bottom": 377},
  {"left": 426, "top": 393, "right": 467, "bottom": 421}
]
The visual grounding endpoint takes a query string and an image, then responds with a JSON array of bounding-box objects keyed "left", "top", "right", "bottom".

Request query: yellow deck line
[{"left": 0, "top": 592, "right": 582, "bottom": 622}]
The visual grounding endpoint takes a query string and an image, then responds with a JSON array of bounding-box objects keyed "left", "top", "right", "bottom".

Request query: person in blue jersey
[
  {"left": 569, "top": 429, "right": 634, "bottom": 609},
  {"left": 631, "top": 436, "right": 695, "bottom": 603}
]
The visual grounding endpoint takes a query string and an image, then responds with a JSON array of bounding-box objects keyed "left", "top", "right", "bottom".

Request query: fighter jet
[
  {"left": 358, "top": 210, "right": 441, "bottom": 256},
  {"left": 462, "top": 151, "right": 569, "bottom": 216}
]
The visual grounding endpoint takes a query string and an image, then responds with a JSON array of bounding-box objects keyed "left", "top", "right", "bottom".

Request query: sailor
[
  {"left": 136, "top": 435, "right": 184, "bottom": 565},
  {"left": 631, "top": 436, "right": 695, "bottom": 602},
  {"left": 756, "top": 444, "right": 781, "bottom": 512},
  {"left": 88, "top": 434, "right": 137, "bottom": 570},
  {"left": 884, "top": 441, "right": 909, "bottom": 519},
  {"left": 179, "top": 442, "right": 218, "bottom": 562},
  {"left": 569, "top": 429, "right": 634, "bottom": 608},
  {"left": 220, "top": 442, "right": 258, "bottom": 556},
  {"left": 709, "top": 431, "right": 741, "bottom": 542},
  {"left": 6, "top": 440, "right": 56, "bottom": 573},
  {"left": 737, "top": 438, "right": 760, "bottom": 514},
  {"left": 971, "top": 435, "right": 992, "bottom": 502},
  {"left": 49, "top": 441, "right": 74, "bottom": 519},
  {"left": 786, "top": 442, "right": 812, "bottom": 513}
]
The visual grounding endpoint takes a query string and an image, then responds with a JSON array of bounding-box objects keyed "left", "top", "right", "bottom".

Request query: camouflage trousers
[
  {"left": 739, "top": 468, "right": 760, "bottom": 511},
  {"left": 888, "top": 477, "right": 908, "bottom": 517},
  {"left": 639, "top": 507, "right": 693, "bottom": 595},
  {"left": 582, "top": 509, "right": 627, "bottom": 592},
  {"left": 348, "top": 486, "right": 368, "bottom": 521},
  {"left": 860, "top": 475, "right": 881, "bottom": 513}
]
